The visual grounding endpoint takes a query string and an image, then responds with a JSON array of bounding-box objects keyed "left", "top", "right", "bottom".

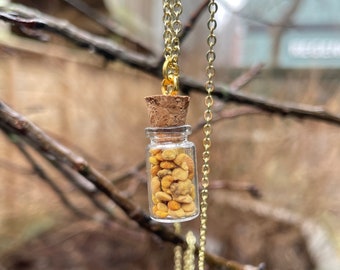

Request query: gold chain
[
  {"left": 173, "top": 223, "right": 183, "bottom": 270},
  {"left": 174, "top": 224, "right": 196, "bottom": 270},
  {"left": 162, "top": 0, "right": 182, "bottom": 96},
  {"left": 164, "top": 3, "right": 188, "bottom": 269},
  {"left": 183, "top": 231, "right": 196, "bottom": 270},
  {"left": 198, "top": 1, "right": 218, "bottom": 269}
]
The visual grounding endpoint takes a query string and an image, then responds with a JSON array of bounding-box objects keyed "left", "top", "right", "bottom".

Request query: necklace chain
[
  {"left": 162, "top": 1, "right": 218, "bottom": 269},
  {"left": 183, "top": 231, "right": 196, "bottom": 270},
  {"left": 162, "top": 0, "right": 182, "bottom": 96},
  {"left": 198, "top": 1, "right": 218, "bottom": 269},
  {"left": 174, "top": 223, "right": 183, "bottom": 270}
]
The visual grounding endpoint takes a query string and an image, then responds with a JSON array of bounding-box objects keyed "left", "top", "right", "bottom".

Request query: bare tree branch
[
  {"left": 0, "top": 100, "right": 262, "bottom": 270},
  {"left": 180, "top": 0, "right": 209, "bottom": 44},
  {"left": 0, "top": 5, "right": 339, "bottom": 126},
  {"left": 50, "top": 160, "right": 115, "bottom": 218},
  {"left": 47, "top": 130, "right": 116, "bottom": 172},
  {"left": 269, "top": 0, "right": 302, "bottom": 67},
  {"left": 1, "top": 130, "right": 91, "bottom": 219},
  {"left": 192, "top": 106, "right": 264, "bottom": 133},
  {"left": 209, "top": 180, "right": 262, "bottom": 199},
  {"left": 184, "top": 76, "right": 340, "bottom": 125},
  {"left": 218, "top": 87, "right": 339, "bottom": 124},
  {"left": 0, "top": 157, "right": 33, "bottom": 175},
  {"left": 221, "top": 1, "right": 296, "bottom": 28},
  {"left": 0, "top": 4, "right": 158, "bottom": 71},
  {"left": 62, "top": 0, "right": 153, "bottom": 55},
  {"left": 228, "top": 64, "right": 265, "bottom": 91},
  {"left": 112, "top": 160, "right": 145, "bottom": 184}
]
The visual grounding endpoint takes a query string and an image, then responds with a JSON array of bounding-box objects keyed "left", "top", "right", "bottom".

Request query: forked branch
[{"left": 0, "top": 100, "right": 262, "bottom": 270}]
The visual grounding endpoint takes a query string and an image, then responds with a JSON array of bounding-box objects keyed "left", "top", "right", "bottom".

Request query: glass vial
[{"left": 145, "top": 125, "right": 199, "bottom": 223}]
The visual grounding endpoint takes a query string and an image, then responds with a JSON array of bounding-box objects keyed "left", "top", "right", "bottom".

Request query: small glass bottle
[{"left": 145, "top": 125, "right": 199, "bottom": 223}]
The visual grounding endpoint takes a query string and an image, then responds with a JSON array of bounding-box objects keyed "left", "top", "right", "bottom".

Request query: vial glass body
[{"left": 145, "top": 125, "right": 199, "bottom": 223}]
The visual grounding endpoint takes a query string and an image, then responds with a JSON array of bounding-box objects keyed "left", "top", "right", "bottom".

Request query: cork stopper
[{"left": 145, "top": 95, "right": 190, "bottom": 127}]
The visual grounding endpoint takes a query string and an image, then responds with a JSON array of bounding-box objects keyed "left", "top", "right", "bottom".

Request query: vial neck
[{"left": 146, "top": 125, "right": 191, "bottom": 144}]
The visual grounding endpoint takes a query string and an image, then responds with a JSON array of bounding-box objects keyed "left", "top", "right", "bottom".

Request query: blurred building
[{"left": 238, "top": 0, "right": 340, "bottom": 68}]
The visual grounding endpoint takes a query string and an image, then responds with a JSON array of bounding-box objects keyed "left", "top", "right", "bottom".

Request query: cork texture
[{"left": 145, "top": 95, "right": 190, "bottom": 127}]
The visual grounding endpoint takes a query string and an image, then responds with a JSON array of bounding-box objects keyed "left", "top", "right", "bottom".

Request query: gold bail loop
[{"left": 161, "top": 56, "right": 180, "bottom": 96}]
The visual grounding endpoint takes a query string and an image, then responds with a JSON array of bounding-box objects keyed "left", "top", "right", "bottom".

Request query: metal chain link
[
  {"left": 173, "top": 223, "right": 183, "bottom": 270},
  {"left": 183, "top": 231, "right": 196, "bottom": 270},
  {"left": 198, "top": 1, "right": 218, "bottom": 269},
  {"left": 170, "top": 0, "right": 182, "bottom": 64},
  {"left": 162, "top": 0, "right": 182, "bottom": 96},
  {"left": 163, "top": 0, "right": 173, "bottom": 59}
]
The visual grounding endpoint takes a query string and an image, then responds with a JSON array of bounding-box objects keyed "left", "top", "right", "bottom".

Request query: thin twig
[
  {"left": 1, "top": 130, "right": 90, "bottom": 219},
  {"left": 62, "top": 0, "right": 153, "bottom": 54},
  {"left": 209, "top": 180, "right": 262, "bottom": 199},
  {"left": 112, "top": 160, "right": 145, "bottom": 184},
  {"left": 210, "top": 64, "right": 265, "bottom": 112},
  {"left": 180, "top": 0, "right": 210, "bottom": 44},
  {"left": 0, "top": 157, "right": 33, "bottom": 175},
  {"left": 192, "top": 106, "right": 264, "bottom": 133},
  {"left": 50, "top": 161, "right": 114, "bottom": 217},
  {"left": 47, "top": 130, "right": 116, "bottom": 172},
  {"left": 228, "top": 64, "right": 265, "bottom": 91}
]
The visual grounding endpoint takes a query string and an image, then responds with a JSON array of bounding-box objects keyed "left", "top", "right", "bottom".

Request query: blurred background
[{"left": 0, "top": 0, "right": 340, "bottom": 269}]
